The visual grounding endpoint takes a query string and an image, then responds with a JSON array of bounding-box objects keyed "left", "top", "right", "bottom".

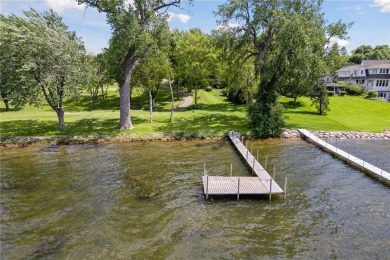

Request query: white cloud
[
  {"left": 168, "top": 12, "right": 191, "bottom": 24},
  {"left": 329, "top": 37, "right": 350, "bottom": 47},
  {"left": 372, "top": 0, "right": 390, "bottom": 13},
  {"left": 45, "top": 0, "right": 85, "bottom": 13}
]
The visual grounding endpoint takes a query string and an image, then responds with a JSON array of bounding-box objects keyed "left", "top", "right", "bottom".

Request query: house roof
[
  {"left": 362, "top": 60, "right": 390, "bottom": 69},
  {"left": 336, "top": 65, "right": 359, "bottom": 72}
]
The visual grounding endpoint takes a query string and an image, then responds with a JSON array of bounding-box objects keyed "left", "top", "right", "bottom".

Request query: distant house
[
  {"left": 322, "top": 75, "right": 345, "bottom": 95},
  {"left": 336, "top": 60, "right": 390, "bottom": 101}
]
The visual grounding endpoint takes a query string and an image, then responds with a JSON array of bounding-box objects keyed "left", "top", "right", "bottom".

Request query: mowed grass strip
[
  {"left": 1, "top": 87, "right": 389, "bottom": 138},
  {"left": 281, "top": 96, "right": 390, "bottom": 132}
]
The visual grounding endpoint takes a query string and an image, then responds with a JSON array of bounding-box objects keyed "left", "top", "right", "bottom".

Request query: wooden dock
[
  {"left": 202, "top": 132, "right": 285, "bottom": 200},
  {"left": 298, "top": 129, "right": 390, "bottom": 183}
]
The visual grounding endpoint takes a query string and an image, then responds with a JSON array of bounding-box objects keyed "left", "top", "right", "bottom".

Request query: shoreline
[{"left": 1, "top": 129, "right": 389, "bottom": 148}]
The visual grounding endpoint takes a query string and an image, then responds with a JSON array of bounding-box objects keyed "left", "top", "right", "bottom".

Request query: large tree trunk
[
  {"left": 3, "top": 100, "right": 9, "bottom": 111},
  {"left": 149, "top": 89, "right": 153, "bottom": 123},
  {"left": 169, "top": 77, "right": 174, "bottom": 123},
  {"left": 55, "top": 108, "right": 65, "bottom": 130},
  {"left": 119, "top": 50, "right": 138, "bottom": 130}
]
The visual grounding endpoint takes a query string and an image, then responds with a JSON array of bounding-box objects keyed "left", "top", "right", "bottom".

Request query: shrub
[
  {"left": 220, "top": 88, "right": 228, "bottom": 96},
  {"left": 205, "top": 86, "right": 213, "bottom": 92},
  {"left": 366, "top": 90, "right": 378, "bottom": 99},
  {"left": 327, "top": 91, "right": 334, "bottom": 96},
  {"left": 340, "top": 91, "right": 346, "bottom": 96},
  {"left": 346, "top": 84, "right": 366, "bottom": 96}
]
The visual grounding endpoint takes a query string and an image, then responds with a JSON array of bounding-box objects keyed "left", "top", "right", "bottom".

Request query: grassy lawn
[
  {"left": 281, "top": 96, "right": 390, "bottom": 132},
  {"left": 0, "top": 88, "right": 249, "bottom": 137},
  {"left": 1, "top": 86, "right": 389, "bottom": 138}
]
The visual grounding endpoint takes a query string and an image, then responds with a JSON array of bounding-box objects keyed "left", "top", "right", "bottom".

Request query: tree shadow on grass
[
  {"left": 156, "top": 113, "right": 250, "bottom": 135},
  {"left": 285, "top": 110, "right": 320, "bottom": 115},
  {"left": 281, "top": 101, "right": 304, "bottom": 109},
  {"left": 0, "top": 116, "right": 146, "bottom": 137}
]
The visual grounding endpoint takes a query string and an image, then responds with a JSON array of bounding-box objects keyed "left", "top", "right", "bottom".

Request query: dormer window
[{"left": 361, "top": 70, "right": 363, "bottom": 74}]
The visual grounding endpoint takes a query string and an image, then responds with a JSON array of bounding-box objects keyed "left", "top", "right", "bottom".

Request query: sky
[{"left": 1, "top": 0, "right": 389, "bottom": 54}]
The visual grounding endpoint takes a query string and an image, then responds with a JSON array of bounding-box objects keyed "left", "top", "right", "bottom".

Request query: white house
[
  {"left": 323, "top": 75, "right": 345, "bottom": 95},
  {"left": 336, "top": 60, "right": 390, "bottom": 101}
]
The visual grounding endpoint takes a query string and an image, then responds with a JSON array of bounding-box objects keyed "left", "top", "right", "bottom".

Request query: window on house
[
  {"left": 361, "top": 70, "right": 363, "bottom": 74},
  {"left": 385, "top": 80, "right": 389, "bottom": 87},
  {"left": 373, "top": 69, "right": 377, "bottom": 73},
  {"left": 362, "top": 80, "right": 365, "bottom": 84},
  {"left": 356, "top": 80, "right": 359, "bottom": 84},
  {"left": 386, "top": 69, "right": 390, "bottom": 74}
]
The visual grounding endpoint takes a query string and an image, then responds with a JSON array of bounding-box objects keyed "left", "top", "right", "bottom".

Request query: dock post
[
  {"left": 246, "top": 150, "right": 249, "bottom": 166},
  {"left": 206, "top": 175, "right": 209, "bottom": 199},
  {"left": 252, "top": 157, "right": 255, "bottom": 175},
  {"left": 230, "top": 163, "right": 233, "bottom": 176},
  {"left": 241, "top": 136, "right": 244, "bottom": 144},
  {"left": 284, "top": 177, "right": 287, "bottom": 200},
  {"left": 246, "top": 140, "right": 248, "bottom": 149},
  {"left": 273, "top": 166, "right": 276, "bottom": 180},
  {"left": 204, "top": 161, "right": 206, "bottom": 175},
  {"left": 251, "top": 144, "right": 253, "bottom": 155},
  {"left": 256, "top": 150, "right": 259, "bottom": 162},
  {"left": 237, "top": 178, "right": 240, "bottom": 201},
  {"left": 265, "top": 156, "right": 268, "bottom": 170},
  {"left": 269, "top": 178, "right": 273, "bottom": 201}
]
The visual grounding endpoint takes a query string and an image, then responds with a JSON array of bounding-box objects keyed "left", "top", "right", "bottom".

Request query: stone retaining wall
[{"left": 282, "top": 130, "right": 390, "bottom": 140}]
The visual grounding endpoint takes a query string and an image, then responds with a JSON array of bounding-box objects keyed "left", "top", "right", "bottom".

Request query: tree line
[{"left": 1, "top": 0, "right": 389, "bottom": 137}]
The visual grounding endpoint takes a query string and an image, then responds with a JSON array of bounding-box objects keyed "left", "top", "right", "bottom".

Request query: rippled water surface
[{"left": 1, "top": 139, "right": 389, "bottom": 259}]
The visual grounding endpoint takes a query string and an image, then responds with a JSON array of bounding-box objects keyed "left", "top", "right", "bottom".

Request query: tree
[
  {"left": 85, "top": 53, "right": 112, "bottom": 109},
  {"left": 0, "top": 9, "right": 86, "bottom": 130},
  {"left": 132, "top": 39, "right": 171, "bottom": 123},
  {"left": 78, "top": 0, "right": 187, "bottom": 130},
  {"left": 173, "top": 29, "right": 218, "bottom": 106},
  {"left": 350, "top": 45, "right": 390, "bottom": 64},
  {"left": 216, "top": 0, "right": 350, "bottom": 137},
  {"left": 311, "top": 78, "right": 330, "bottom": 115}
]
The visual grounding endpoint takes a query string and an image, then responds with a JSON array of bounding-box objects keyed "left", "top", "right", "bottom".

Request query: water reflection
[{"left": 1, "top": 139, "right": 389, "bottom": 259}]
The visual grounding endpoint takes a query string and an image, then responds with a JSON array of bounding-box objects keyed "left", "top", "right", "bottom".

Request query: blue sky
[{"left": 1, "top": 0, "right": 389, "bottom": 54}]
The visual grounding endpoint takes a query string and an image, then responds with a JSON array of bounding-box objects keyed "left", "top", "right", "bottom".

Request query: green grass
[
  {"left": 1, "top": 87, "right": 389, "bottom": 138},
  {"left": 0, "top": 87, "right": 249, "bottom": 137},
  {"left": 281, "top": 96, "right": 390, "bottom": 132}
]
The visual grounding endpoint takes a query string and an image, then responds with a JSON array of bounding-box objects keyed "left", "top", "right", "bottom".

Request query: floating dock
[
  {"left": 202, "top": 132, "right": 285, "bottom": 200},
  {"left": 298, "top": 129, "right": 390, "bottom": 183}
]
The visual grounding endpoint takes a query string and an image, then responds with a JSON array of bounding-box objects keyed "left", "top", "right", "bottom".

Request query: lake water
[{"left": 1, "top": 139, "right": 389, "bottom": 259}]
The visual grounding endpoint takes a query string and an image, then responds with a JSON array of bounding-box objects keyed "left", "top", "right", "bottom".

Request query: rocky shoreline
[
  {"left": 1, "top": 129, "right": 389, "bottom": 147},
  {"left": 282, "top": 129, "right": 390, "bottom": 140}
]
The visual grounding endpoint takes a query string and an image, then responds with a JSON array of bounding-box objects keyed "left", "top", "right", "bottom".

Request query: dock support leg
[
  {"left": 265, "top": 156, "right": 268, "bottom": 170},
  {"left": 273, "top": 166, "right": 276, "bottom": 180},
  {"left": 256, "top": 150, "right": 259, "bottom": 162},
  {"left": 269, "top": 178, "right": 273, "bottom": 201},
  {"left": 252, "top": 157, "right": 255, "bottom": 175},
  {"left": 251, "top": 144, "right": 253, "bottom": 155},
  {"left": 204, "top": 161, "right": 206, "bottom": 175},
  {"left": 230, "top": 163, "right": 233, "bottom": 176},
  {"left": 206, "top": 175, "right": 209, "bottom": 200},
  {"left": 237, "top": 177, "right": 240, "bottom": 201},
  {"left": 284, "top": 177, "right": 288, "bottom": 200},
  {"left": 246, "top": 150, "right": 249, "bottom": 166}
]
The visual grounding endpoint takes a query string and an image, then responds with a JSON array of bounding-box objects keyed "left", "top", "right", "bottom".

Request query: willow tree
[
  {"left": 217, "top": 0, "right": 350, "bottom": 137},
  {"left": 0, "top": 9, "right": 86, "bottom": 130},
  {"left": 78, "top": 0, "right": 187, "bottom": 130}
]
